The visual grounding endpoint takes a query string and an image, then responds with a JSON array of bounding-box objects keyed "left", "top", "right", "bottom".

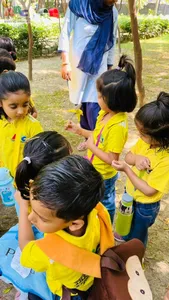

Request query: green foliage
[
  {"left": 118, "top": 14, "right": 169, "bottom": 41},
  {"left": 0, "top": 22, "right": 60, "bottom": 59}
]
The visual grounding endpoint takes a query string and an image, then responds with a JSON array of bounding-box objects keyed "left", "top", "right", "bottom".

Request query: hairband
[
  {"left": 23, "top": 156, "right": 31, "bottom": 164},
  {"left": 116, "top": 66, "right": 122, "bottom": 70}
]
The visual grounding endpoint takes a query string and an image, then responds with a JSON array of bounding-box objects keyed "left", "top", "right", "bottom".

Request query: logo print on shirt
[
  {"left": 21, "top": 136, "right": 27, "bottom": 143},
  {"left": 11, "top": 134, "right": 16, "bottom": 141}
]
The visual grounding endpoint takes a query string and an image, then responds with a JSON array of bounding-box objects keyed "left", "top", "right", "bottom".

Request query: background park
[{"left": 0, "top": 0, "right": 169, "bottom": 299}]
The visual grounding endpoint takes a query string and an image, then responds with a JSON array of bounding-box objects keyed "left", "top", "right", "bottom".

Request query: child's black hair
[
  {"left": 15, "top": 131, "right": 72, "bottom": 199},
  {"left": 0, "top": 71, "right": 30, "bottom": 119},
  {"left": 0, "top": 49, "right": 16, "bottom": 73},
  {"left": 31, "top": 155, "right": 104, "bottom": 221},
  {"left": 97, "top": 55, "right": 137, "bottom": 113},
  {"left": 0, "top": 37, "right": 17, "bottom": 60},
  {"left": 135, "top": 92, "right": 169, "bottom": 149}
]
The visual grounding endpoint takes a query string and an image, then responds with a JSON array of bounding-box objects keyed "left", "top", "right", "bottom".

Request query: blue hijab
[{"left": 69, "top": 0, "right": 114, "bottom": 75}]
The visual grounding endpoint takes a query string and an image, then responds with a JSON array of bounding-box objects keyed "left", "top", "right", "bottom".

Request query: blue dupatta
[{"left": 69, "top": 0, "right": 114, "bottom": 75}]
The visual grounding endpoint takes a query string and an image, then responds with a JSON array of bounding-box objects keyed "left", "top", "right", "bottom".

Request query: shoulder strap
[
  {"left": 90, "top": 126, "right": 104, "bottom": 162},
  {"left": 36, "top": 234, "right": 101, "bottom": 278}
]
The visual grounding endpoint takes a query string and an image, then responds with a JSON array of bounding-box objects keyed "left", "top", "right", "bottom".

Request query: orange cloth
[{"left": 36, "top": 203, "right": 114, "bottom": 279}]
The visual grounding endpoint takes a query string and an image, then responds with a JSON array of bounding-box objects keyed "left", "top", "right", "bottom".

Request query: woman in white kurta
[{"left": 58, "top": 0, "right": 118, "bottom": 148}]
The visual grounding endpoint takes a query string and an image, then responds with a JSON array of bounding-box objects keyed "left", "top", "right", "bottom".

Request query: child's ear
[{"left": 69, "top": 219, "right": 85, "bottom": 232}]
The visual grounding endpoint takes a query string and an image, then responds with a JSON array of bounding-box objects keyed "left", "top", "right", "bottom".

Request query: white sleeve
[
  {"left": 107, "top": 6, "right": 118, "bottom": 66},
  {"left": 58, "top": 7, "right": 77, "bottom": 53}
]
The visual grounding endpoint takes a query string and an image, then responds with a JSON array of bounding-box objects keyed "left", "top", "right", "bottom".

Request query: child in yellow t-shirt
[
  {"left": 0, "top": 71, "right": 43, "bottom": 179},
  {"left": 18, "top": 155, "right": 114, "bottom": 299},
  {"left": 0, "top": 37, "right": 38, "bottom": 118},
  {"left": 66, "top": 55, "right": 137, "bottom": 222},
  {"left": 112, "top": 92, "right": 169, "bottom": 245}
]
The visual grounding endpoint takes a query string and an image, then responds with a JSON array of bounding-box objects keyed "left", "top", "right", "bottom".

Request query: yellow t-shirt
[
  {"left": 0, "top": 115, "right": 43, "bottom": 178},
  {"left": 126, "top": 138, "right": 169, "bottom": 203},
  {"left": 87, "top": 110, "right": 128, "bottom": 180},
  {"left": 21, "top": 208, "right": 102, "bottom": 296}
]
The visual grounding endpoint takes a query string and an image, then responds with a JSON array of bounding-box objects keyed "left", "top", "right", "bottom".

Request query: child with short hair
[
  {"left": 18, "top": 155, "right": 114, "bottom": 299},
  {"left": 0, "top": 71, "right": 43, "bottom": 180},
  {"left": 66, "top": 55, "right": 137, "bottom": 222},
  {"left": 112, "top": 92, "right": 169, "bottom": 245}
]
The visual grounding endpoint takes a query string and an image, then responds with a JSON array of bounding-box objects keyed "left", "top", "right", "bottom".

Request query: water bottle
[
  {"left": 0, "top": 168, "right": 16, "bottom": 207},
  {"left": 115, "top": 191, "right": 133, "bottom": 236}
]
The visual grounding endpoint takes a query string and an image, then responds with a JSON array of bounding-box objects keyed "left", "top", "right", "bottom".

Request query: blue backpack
[{"left": 0, "top": 224, "right": 55, "bottom": 300}]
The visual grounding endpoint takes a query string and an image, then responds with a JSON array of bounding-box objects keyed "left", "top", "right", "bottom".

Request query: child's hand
[
  {"left": 65, "top": 121, "right": 81, "bottom": 135},
  {"left": 86, "top": 135, "right": 94, "bottom": 150},
  {"left": 164, "top": 290, "right": 169, "bottom": 300},
  {"left": 14, "top": 190, "right": 23, "bottom": 205},
  {"left": 135, "top": 155, "right": 151, "bottom": 171},
  {"left": 112, "top": 160, "right": 128, "bottom": 172},
  {"left": 29, "top": 106, "right": 38, "bottom": 119}
]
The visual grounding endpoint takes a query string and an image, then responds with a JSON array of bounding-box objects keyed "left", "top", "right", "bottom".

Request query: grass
[{"left": 1, "top": 33, "right": 169, "bottom": 299}]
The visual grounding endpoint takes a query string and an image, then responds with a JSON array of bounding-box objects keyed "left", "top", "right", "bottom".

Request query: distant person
[{"left": 59, "top": 0, "right": 118, "bottom": 151}]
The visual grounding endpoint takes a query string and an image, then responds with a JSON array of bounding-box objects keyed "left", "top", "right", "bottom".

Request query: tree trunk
[
  {"left": 155, "top": 0, "right": 160, "bottom": 15},
  {"left": 18, "top": 0, "right": 33, "bottom": 81},
  {"left": 128, "top": 0, "right": 145, "bottom": 106},
  {"left": 117, "top": 26, "right": 121, "bottom": 57},
  {"left": 62, "top": 0, "right": 68, "bottom": 14},
  {"left": 27, "top": 16, "right": 33, "bottom": 81}
]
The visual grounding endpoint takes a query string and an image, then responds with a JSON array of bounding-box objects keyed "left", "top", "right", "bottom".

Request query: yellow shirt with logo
[
  {"left": 0, "top": 115, "right": 43, "bottom": 178},
  {"left": 87, "top": 110, "right": 128, "bottom": 180},
  {"left": 126, "top": 138, "right": 169, "bottom": 203},
  {"left": 20, "top": 208, "right": 103, "bottom": 296}
]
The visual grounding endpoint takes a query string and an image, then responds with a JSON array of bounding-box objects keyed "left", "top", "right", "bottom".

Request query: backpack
[{"left": 37, "top": 237, "right": 152, "bottom": 300}]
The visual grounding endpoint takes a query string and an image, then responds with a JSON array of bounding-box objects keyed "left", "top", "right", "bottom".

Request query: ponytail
[
  {"left": 15, "top": 131, "right": 72, "bottom": 199},
  {"left": 96, "top": 54, "right": 137, "bottom": 113},
  {"left": 118, "top": 55, "right": 136, "bottom": 85},
  {"left": 135, "top": 91, "right": 169, "bottom": 150}
]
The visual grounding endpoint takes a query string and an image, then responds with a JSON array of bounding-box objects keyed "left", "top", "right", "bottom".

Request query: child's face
[
  {"left": 28, "top": 195, "right": 72, "bottom": 233},
  {"left": 0, "top": 90, "right": 30, "bottom": 121},
  {"left": 98, "top": 92, "right": 109, "bottom": 112},
  {"left": 135, "top": 121, "right": 152, "bottom": 144}
]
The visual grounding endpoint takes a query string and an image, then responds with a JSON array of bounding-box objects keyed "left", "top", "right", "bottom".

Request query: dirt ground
[{"left": 0, "top": 39, "right": 169, "bottom": 299}]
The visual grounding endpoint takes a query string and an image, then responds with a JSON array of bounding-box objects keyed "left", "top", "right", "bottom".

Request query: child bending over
[{"left": 18, "top": 155, "right": 114, "bottom": 299}]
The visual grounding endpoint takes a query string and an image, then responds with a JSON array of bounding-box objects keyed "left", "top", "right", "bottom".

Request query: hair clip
[{"left": 116, "top": 66, "right": 122, "bottom": 70}]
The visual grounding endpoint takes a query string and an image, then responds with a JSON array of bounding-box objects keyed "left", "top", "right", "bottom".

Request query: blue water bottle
[{"left": 0, "top": 168, "right": 16, "bottom": 207}]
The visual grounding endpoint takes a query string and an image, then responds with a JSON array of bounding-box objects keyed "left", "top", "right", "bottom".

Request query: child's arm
[
  {"left": 112, "top": 160, "right": 157, "bottom": 196},
  {"left": 87, "top": 136, "right": 119, "bottom": 164},
  {"left": 65, "top": 120, "right": 92, "bottom": 139},
  {"left": 125, "top": 151, "right": 151, "bottom": 171},
  {"left": 19, "top": 200, "right": 35, "bottom": 250}
]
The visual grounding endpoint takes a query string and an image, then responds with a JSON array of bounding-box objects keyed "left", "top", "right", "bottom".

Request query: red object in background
[{"left": 48, "top": 8, "right": 59, "bottom": 18}]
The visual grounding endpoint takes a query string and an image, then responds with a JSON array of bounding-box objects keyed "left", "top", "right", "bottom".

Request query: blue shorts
[
  {"left": 102, "top": 174, "right": 118, "bottom": 223},
  {"left": 80, "top": 102, "right": 100, "bottom": 131}
]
